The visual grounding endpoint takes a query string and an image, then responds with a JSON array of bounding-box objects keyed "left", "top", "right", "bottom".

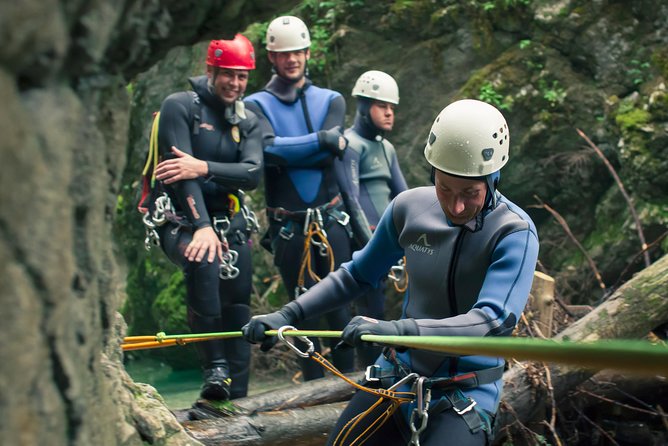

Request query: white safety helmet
[
  {"left": 266, "top": 16, "right": 311, "bottom": 52},
  {"left": 424, "top": 99, "right": 509, "bottom": 177},
  {"left": 351, "top": 70, "right": 400, "bottom": 105}
]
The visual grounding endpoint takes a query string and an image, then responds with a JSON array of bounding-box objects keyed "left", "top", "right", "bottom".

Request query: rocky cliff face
[{"left": 0, "top": 1, "right": 296, "bottom": 445}]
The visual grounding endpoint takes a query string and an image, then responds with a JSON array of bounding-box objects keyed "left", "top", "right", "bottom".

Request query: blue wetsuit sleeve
[
  {"left": 158, "top": 94, "right": 211, "bottom": 229},
  {"left": 388, "top": 155, "right": 408, "bottom": 198},
  {"left": 342, "top": 200, "right": 404, "bottom": 288},
  {"left": 245, "top": 96, "right": 345, "bottom": 168},
  {"left": 414, "top": 228, "right": 540, "bottom": 337}
]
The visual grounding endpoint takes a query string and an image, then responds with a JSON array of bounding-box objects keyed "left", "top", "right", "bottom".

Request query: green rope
[
  {"left": 362, "top": 335, "right": 668, "bottom": 376},
  {"left": 125, "top": 329, "right": 668, "bottom": 375}
]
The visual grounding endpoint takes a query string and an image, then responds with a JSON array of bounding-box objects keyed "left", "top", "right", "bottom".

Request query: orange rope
[
  {"left": 308, "top": 352, "right": 414, "bottom": 446},
  {"left": 296, "top": 220, "right": 335, "bottom": 292}
]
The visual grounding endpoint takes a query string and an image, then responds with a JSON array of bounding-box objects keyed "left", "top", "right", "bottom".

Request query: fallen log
[
  {"left": 182, "top": 402, "right": 348, "bottom": 446},
  {"left": 172, "top": 372, "right": 363, "bottom": 423},
  {"left": 496, "top": 254, "right": 668, "bottom": 441}
]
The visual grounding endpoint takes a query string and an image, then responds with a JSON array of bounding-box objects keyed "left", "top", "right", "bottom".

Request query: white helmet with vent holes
[{"left": 424, "top": 99, "right": 509, "bottom": 176}]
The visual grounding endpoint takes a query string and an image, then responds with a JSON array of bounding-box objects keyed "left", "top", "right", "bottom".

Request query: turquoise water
[
  {"left": 125, "top": 358, "right": 293, "bottom": 409},
  {"left": 125, "top": 359, "right": 202, "bottom": 408}
]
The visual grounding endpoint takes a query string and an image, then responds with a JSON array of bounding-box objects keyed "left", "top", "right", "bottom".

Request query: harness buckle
[
  {"left": 270, "top": 207, "right": 285, "bottom": 222},
  {"left": 453, "top": 398, "right": 477, "bottom": 415},
  {"left": 365, "top": 365, "right": 381, "bottom": 382},
  {"left": 279, "top": 225, "right": 294, "bottom": 240},
  {"left": 335, "top": 210, "right": 350, "bottom": 226}
]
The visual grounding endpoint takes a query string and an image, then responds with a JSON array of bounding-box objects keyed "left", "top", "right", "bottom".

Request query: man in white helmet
[
  {"left": 339, "top": 70, "right": 408, "bottom": 367},
  {"left": 244, "top": 99, "right": 539, "bottom": 444},
  {"left": 244, "top": 16, "right": 356, "bottom": 381}
]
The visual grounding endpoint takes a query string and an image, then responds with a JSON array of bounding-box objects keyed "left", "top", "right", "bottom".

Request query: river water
[{"left": 125, "top": 357, "right": 293, "bottom": 409}]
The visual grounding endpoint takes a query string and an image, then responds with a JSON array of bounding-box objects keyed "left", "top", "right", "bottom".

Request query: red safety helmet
[{"left": 206, "top": 34, "right": 256, "bottom": 70}]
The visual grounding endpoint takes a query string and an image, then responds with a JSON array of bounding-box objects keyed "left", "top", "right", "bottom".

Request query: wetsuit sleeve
[
  {"left": 414, "top": 228, "right": 539, "bottom": 337},
  {"left": 245, "top": 96, "right": 343, "bottom": 168},
  {"left": 158, "top": 94, "right": 211, "bottom": 229},
  {"left": 205, "top": 113, "right": 263, "bottom": 190},
  {"left": 335, "top": 148, "right": 372, "bottom": 247},
  {"left": 388, "top": 154, "right": 408, "bottom": 198}
]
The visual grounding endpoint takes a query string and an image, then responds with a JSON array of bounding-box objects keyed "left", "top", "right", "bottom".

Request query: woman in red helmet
[{"left": 151, "top": 34, "right": 263, "bottom": 401}]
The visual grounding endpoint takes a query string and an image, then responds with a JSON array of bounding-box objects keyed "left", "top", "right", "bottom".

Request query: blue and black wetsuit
[
  {"left": 156, "top": 75, "right": 263, "bottom": 398},
  {"left": 292, "top": 186, "right": 539, "bottom": 444},
  {"left": 245, "top": 75, "right": 355, "bottom": 380},
  {"left": 342, "top": 105, "right": 408, "bottom": 366}
]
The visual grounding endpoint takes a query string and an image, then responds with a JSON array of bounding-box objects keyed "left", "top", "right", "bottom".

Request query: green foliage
[
  {"left": 519, "top": 39, "right": 531, "bottom": 50},
  {"left": 615, "top": 107, "right": 651, "bottom": 131},
  {"left": 538, "top": 79, "right": 566, "bottom": 108},
  {"left": 627, "top": 58, "right": 651, "bottom": 86},
  {"left": 152, "top": 271, "right": 188, "bottom": 333},
  {"left": 478, "top": 82, "right": 513, "bottom": 110},
  {"left": 480, "top": 0, "right": 531, "bottom": 11}
]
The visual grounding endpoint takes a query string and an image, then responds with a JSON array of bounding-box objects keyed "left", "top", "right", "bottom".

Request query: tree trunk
[{"left": 495, "top": 253, "right": 668, "bottom": 440}]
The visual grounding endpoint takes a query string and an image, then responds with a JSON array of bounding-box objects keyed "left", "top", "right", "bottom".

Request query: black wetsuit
[
  {"left": 245, "top": 75, "right": 355, "bottom": 380},
  {"left": 156, "top": 75, "right": 263, "bottom": 398}
]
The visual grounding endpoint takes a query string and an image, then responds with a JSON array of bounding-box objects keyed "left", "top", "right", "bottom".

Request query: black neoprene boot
[{"left": 200, "top": 362, "right": 231, "bottom": 400}]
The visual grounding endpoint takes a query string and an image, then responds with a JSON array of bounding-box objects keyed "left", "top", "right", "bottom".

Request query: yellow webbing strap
[{"left": 142, "top": 111, "right": 161, "bottom": 186}]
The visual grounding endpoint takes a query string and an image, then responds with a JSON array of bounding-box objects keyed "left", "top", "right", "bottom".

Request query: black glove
[
  {"left": 241, "top": 301, "right": 302, "bottom": 352},
  {"left": 317, "top": 126, "right": 347, "bottom": 159},
  {"left": 339, "top": 316, "right": 419, "bottom": 348}
]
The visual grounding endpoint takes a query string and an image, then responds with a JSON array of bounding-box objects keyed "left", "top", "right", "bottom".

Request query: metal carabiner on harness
[
  {"left": 219, "top": 248, "right": 240, "bottom": 280},
  {"left": 310, "top": 209, "right": 329, "bottom": 257},
  {"left": 277, "top": 325, "right": 314, "bottom": 358},
  {"left": 303, "top": 208, "right": 313, "bottom": 236},
  {"left": 409, "top": 377, "right": 431, "bottom": 446}
]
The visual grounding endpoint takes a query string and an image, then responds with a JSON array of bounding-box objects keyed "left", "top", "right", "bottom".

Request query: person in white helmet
[
  {"left": 339, "top": 70, "right": 408, "bottom": 367},
  {"left": 244, "top": 16, "right": 357, "bottom": 381},
  {"left": 243, "top": 99, "right": 539, "bottom": 445}
]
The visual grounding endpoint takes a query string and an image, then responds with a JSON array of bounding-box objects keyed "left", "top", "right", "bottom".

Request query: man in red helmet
[{"left": 148, "top": 34, "right": 263, "bottom": 401}]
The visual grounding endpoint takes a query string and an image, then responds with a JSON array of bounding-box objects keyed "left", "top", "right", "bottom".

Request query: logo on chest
[{"left": 408, "top": 233, "right": 435, "bottom": 255}]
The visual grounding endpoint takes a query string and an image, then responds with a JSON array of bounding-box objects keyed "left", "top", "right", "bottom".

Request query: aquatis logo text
[{"left": 408, "top": 233, "right": 434, "bottom": 255}]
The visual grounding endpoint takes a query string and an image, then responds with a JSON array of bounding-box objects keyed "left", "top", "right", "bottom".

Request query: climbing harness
[
  {"left": 266, "top": 195, "right": 350, "bottom": 298},
  {"left": 387, "top": 257, "right": 409, "bottom": 293}
]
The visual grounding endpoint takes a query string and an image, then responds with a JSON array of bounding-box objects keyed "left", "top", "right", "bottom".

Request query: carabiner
[{"left": 277, "top": 325, "right": 314, "bottom": 358}]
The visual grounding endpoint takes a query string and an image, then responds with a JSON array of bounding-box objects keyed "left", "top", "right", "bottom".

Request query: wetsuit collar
[
  {"left": 352, "top": 111, "right": 384, "bottom": 141},
  {"left": 264, "top": 74, "right": 312, "bottom": 103},
  {"left": 188, "top": 75, "right": 246, "bottom": 124}
]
